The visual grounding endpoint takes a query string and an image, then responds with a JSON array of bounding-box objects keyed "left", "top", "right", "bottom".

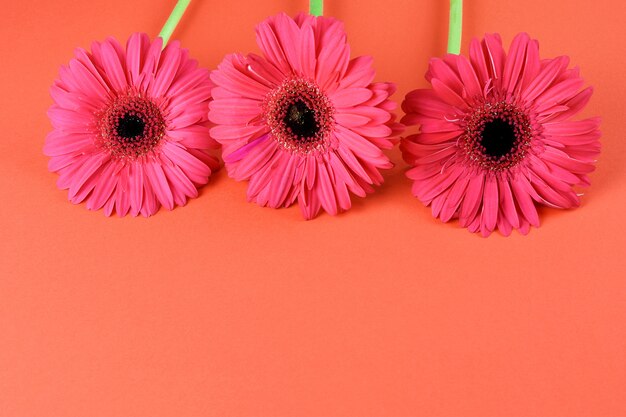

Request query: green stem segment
[
  {"left": 158, "top": 0, "right": 192, "bottom": 46},
  {"left": 447, "top": 0, "right": 463, "bottom": 54},
  {"left": 309, "top": 0, "right": 323, "bottom": 16}
]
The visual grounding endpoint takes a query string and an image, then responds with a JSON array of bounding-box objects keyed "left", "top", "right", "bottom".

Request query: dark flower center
[
  {"left": 480, "top": 118, "right": 516, "bottom": 158},
  {"left": 264, "top": 78, "right": 335, "bottom": 155},
  {"left": 461, "top": 101, "right": 533, "bottom": 171},
  {"left": 284, "top": 100, "right": 319, "bottom": 139},
  {"left": 97, "top": 92, "right": 166, "bottom": 160},
  {"left": 116, "top": 113, "right": 145, "bottom": 139}
]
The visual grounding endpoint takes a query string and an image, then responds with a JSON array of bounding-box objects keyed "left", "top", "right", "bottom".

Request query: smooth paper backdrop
[{"left": 1, "top": 0, "right": 625, "bottom": 416}]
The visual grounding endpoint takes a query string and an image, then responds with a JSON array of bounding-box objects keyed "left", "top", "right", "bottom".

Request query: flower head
[
  {"left": 209, "top": 12, "right": 403, "bottom": 219},
  {"left": 401, "top": 33, "right": 601, "bottom": 236},
  {"left": 45, "top": 33, "right": 219, "bottom": 217}
]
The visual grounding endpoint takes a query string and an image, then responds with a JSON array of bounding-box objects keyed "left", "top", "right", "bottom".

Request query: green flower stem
[
  {"left": 310, "top": 0, "right": 323, "bottom": 16},
  {"left": 447, "top": 0, "right": 463, "bottom": 54},
  {"left": 158, "top": 0, "right": 192, "bottom": 46}
]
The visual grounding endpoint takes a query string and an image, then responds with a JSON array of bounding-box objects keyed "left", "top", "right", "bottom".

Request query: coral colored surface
[{"left": 1, "top": 0, "right": 625, "bottom": 416}]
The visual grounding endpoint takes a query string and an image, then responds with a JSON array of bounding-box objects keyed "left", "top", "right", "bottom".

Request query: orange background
[{"left": 1, "top": 0, "right": 625, "bottom": 416}]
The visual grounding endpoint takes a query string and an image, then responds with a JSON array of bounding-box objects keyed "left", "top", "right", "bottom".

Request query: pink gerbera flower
[
  {"left": 209, "top": 12, "right": 403, "bottom": 219},
  {"left": 401, "top": 33, "right": 601, "bottom": 236},
  {"left": 44, "top": 33, "right": 219, "bottom": 217}
]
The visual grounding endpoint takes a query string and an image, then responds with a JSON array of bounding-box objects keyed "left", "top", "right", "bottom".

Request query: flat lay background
[{"left": 1, "top": 0, "right": 625, "bottom": 416}]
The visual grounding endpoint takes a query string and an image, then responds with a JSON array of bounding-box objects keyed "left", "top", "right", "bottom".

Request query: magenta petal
[
  {"left": 87, "top": 161, "right": 120, "bottom": 211},
  {"left": 482, "top": 33, "right": 506, "bottom": 85},
  {"left": 145, "top": 160, "right": 175, "bottom": 210},
  {"left": 339, "top": 56, "right": 375, "bottom": 89},
  {"left": 431, "top": 78, "right": 468, "bottom": 110},
  {"left": 269, "top": 152, "right": 298, "bottom": 208},
  {"left": 401, "top": 32, "right": 599, "bottom": 236},
  {"left": 481, "top": 176, "right": 499, "bottom": 233},
  {"left": 315, "top": 161, "right": 338, "bottom": 215},
  {"left": 511, "top": 177, "right": 540, "bottom": 227},
  {"left": 100, "top": 39, "right": 128, "bottom": 92},
  {"left": 456, "top": 55, "right": 483, "bottom": 101},
  {"left": 150, "top": 41, "right": 181, "bottom": 97},
  {"left": 46, "top": 33, "right": 217, "bottom": 216},
  {"left": 459, "top": 172, "right": 485, "bottom": 225},
  {"left": 497, "top": 178, "right": 520, "bottom": 229},
  {"left": 223, "top": 134, "right": 270, "bottom": 164},
  {"left": 331, "top": 88, "right": 373, "bottom": 108},
  {"left": 502, "top": 33, "right": 530, "bottom": 94},
  {"left": 427, "top": 57, "right": 464, "bottom": 94},
  {"left": 233, "top": 136, "right": 279, "bottom": 181},
  {"left": 522, "top": 55, "right": 569, "bottom": 104}
]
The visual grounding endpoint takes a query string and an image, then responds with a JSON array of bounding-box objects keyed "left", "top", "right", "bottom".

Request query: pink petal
[
  {"left": 315, "top": 161, "right": 338, "bottom": 215},
  {"left": 431, "top": 78, "right": 468, "bottom": 110},
  {"left": 335, "top": 126, "right": 385, "bottom": 160},
  {"left": 272, "top": 13, "right": 304, "bottom": 75},
  {"left": 459, "top": 172, "right": 485, "bottom": 226},
  {"left": 336, "top": 144, "right": 371, "bottom": 184},
  {"left": 211, "top": 55, "right": 270, "bottom": 99},
  {"left": 269, "top": 152, "right": 298, "bottom": 208},
  {"left": 511, "top": 176, "right": 540, "bottom": 227},
  {"left": 497, "top": 178, "right": 520, "bottom": 229},
  {"left": 208, "top": 97, "right": 262, "bottom": 125},
  {"left": 115, "top": 164, "right": 131, "bottom": 217},
  {"left": 496, "top": 208, "right": 513, "bottom": 237},
  {"left": 305, "top": 156, "right": 317, "bottom": 190},
  {"left": 534, "top": 78, "right": 585, "bottom": 115},
  {"left": 161, "top": 143, "right": 211, "bottom": 184},
  {"left": 339, "top": 56, "right": 375, "bottom": 89},
  {"left": 299, "top": 21, "right": 316, "bottom": 78},
  {"left": 231, "top": 135, "right": 278, "bottom": 181},
  {"left": 125, "top": 33, "right": 150, "bottom": 85},
  {"left": 417, "top": 166, "right": 464, "bottom": 203},
  {"left": 67, "top": 59, "right": 109, "bottom": 103},
  {"left": 167, "top": 125, "right": 212, "bottom": 149},
  {"left": 68, "top": 152, "right": 109, "bottom": 200},
  {"left": 519, "top": 39, "right": 541, "bottom": 93},
  {"left": 255, "top": 16, "right": 291, "bottom": 75},
  {"left": 482, "top": 33, "right": 506, "bottom": 85},
  {"left": 427, "top": 57, "right": 464, "bottom": 95},
  {"left": 440, "top": 172, "right": 470, "bottom": 222},
  {"left": 541, "top": 146, "right": 597, "bottom": 174},
  {"left": 469, "top": 37, "right": 490, "bottom": 85},
  {"left": 246, "top": 53, "right": 285, "bottom": 86},
  {"left": 246, "top": 157, "right": 274, "bottom": 200},
  {"left": 44, "top": 131, "right": 94, "bottom": 157},
  {"left": 502, "top": 33, "right": 530, "bottom": 94},
  {"left": 87, "top": 160, "right": 119, "bottom": 211},
  {"left": 169, "top": 67, "right": 209, "bottom": 98},
  {"left": 331, "top": 88, "right": 373, "bottom": 108},
  {"left": 554, "top": 87, "right": 593, "bottom": 121},
  {"left": 139, "top": 170, "right": 159, "bottom": 217},
  {"left": 402, "top": 89, "right": 452, "bottom": 119},
  {"left": 99, "top": 40, "right": 128, "bottom": 92},
  {"left": 522, "top": 56, "right": 569, "bottom": 104},
  {"left": 128, "top": 162, "right": 144, "bottom": 217},
  {"left": 145, "top": 160, "right": 174, "bottom": 210},
  {"left": 543, "top": 117, "right": 600, "bottom": 136},
  {"left": 481, "top": 175, "right": 499, "bottom": 234},
  {"left": 349, "top": 124, "right": 393, "bottom": 139},
  {"left": 456, "top": 55, "right": 483, "bottom": 101},
  {"left": 211, "top": 124, "right": 267, "bottom": 141},
  {"left": 344, "top": 106, "right": 391, "bottom": 125},
  {"left": 150, "top": 41, "right": 181, "bottom": 97},
  {"left": 138, "top": 37, "right": 163, "bottom": 92}
]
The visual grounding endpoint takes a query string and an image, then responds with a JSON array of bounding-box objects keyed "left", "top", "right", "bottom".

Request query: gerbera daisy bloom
[
  {"left": 44, "top": 33, "right": 219, "bottom": 216},
  {"left": 209, "top": 12, "right": 403, "bottom": 219},
  {"left": 401, "top": 33, "right": 601, "bottom": 236}
]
